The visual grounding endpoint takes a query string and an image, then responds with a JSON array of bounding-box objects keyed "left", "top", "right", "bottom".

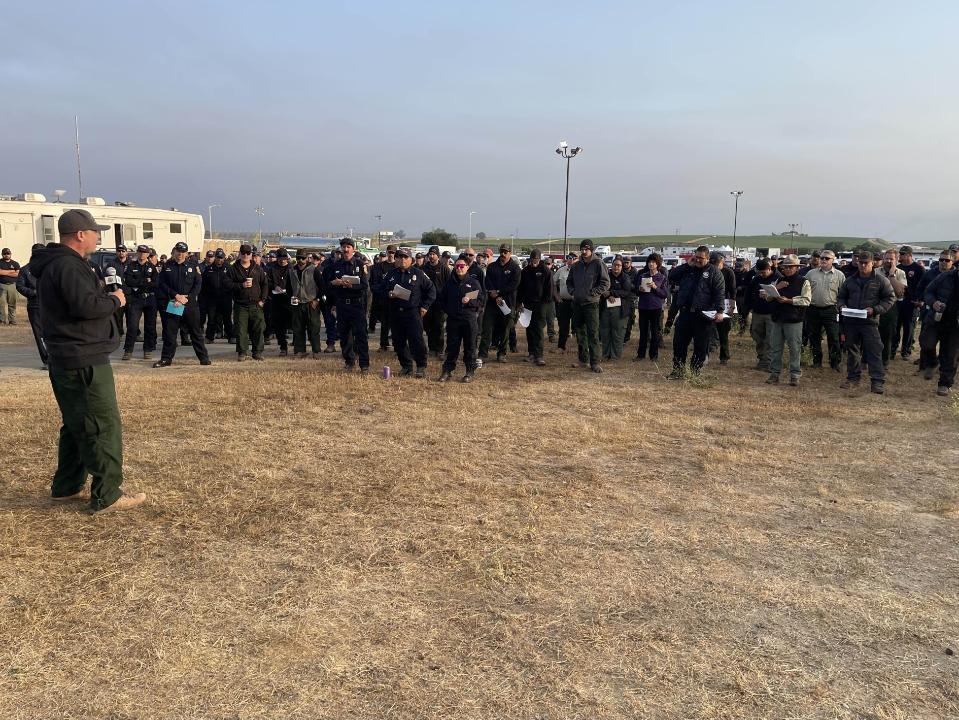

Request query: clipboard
[{"left": 165, "top": 300, "right": 185, "bottom": 316}]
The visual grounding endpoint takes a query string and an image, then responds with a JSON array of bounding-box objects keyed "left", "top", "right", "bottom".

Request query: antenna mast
[{"left": 75, "top": 116, "right": 83, "bottom": 201}]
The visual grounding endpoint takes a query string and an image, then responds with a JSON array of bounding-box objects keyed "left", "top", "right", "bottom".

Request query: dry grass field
[{"left": 1, "top": 311, "right": 957, "bottom": 719}]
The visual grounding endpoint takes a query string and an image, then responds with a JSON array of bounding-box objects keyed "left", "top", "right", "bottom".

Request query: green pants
[
  {"left": 49, "top": 364, "right": 124, "bottom": 510},
  {"left": 573, "top": 302, "right": 601, "bottom": 366},
  {"left": 600, "top": 306, "right": 626, "bottom": 359},
  {"left": 542, "top": 300, "right": 556, "bottom": 340},
  {"left": 291, "top": 303, "right": 322, "bottom": 354},
  {"left": 234, "top": 304, "right": 266, "bottom": 356},
  {"left": 525, "top": 303, "right": 546, "bottom": 359},
  {"left": 0, "top": 282, "right": 16, "bottom": 323},
  {"left": 879, "top": 304, "right": 899, "bottom": 364}
]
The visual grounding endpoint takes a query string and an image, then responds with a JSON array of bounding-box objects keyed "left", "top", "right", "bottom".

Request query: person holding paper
[
  {"left": 478, "top": 243, "right": 521, "bottom": 363},
  {"left": 437, "top": 255, "right": 485, "bottom": 382},
  {"left": 634, "top": 253, "right": 668, "bottom": 361},
  {"left": 599, "top": 257, "right": 633, "bottom": 361},
  {"left": 566, "top": 239, "right": 611, "bottom": 373},
  {"left": 708, "top": 253, "right": 737, "bottom": 365},
  {"left": 804, "top": 249, "right": 845, "bottom": 371},
  {"left": 288, "top": 249, "right": 324, "bottom": 357},
  {"left": 265, "top": 248, "right": 294, "bottom": 357},
  {"left": 324, "top": 238, "right": 371, "bottom": 373},
  {"left": 742, "top": 259, "right": 780, "bottom": 371},
  {"left": 517, "top": 249, "right": 552, "bottom": 366},
  {"left": 153, "top": 241, "right": 210, "bottom": 368},
  {"left": 381, "top": 247, "right": 436, "bottom": 378},
  {"left": 837, "top": 251, "right": 895, "bottom": 394},
  {"left": 668, "top": 246, "right": 725, "bottom": 377},
  {"left": 763, "top": 255, "right": 811, "bottom": 386},
  {"left": 423, "top": 246, "right": 452, "bottom": 358}
]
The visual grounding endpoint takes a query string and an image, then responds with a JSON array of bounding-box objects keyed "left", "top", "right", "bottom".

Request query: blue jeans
[{"left": 769, "top": 321, "right": 803, "bottom": 378}]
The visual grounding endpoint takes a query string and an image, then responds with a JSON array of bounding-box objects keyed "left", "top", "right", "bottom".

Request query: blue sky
[{"left": 2, "top": 0, "right": 957, "bottom": 242}]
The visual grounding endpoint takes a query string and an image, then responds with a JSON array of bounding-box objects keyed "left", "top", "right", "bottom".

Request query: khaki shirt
[
  {"left": 878, "top": 266, "right": 907, "bottom": 299},
  {"left": 805, "top": 267, "right": 845, "bottom": 307}
]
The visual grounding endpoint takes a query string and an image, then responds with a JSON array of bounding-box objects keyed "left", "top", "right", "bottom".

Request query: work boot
[
  {"left": 437, "top": 371, "right": 451, "bottom": 382},
  {"left": 252, "top": 354, "right": 264, "bottom": 361},
  {"left": 121, "top": 351, "right": 132, "bottom": 361},
  {"left": 789, "top": 376, "right": 799, "bottom": 387},
  {"left": 93, "top": 492, "right": 147, "bottom": 514},
  {"left": 839, "top": 378, "right": 858, "bottom": 389},
  {"left": 237, "top": 354, "right": 250, "bottom": 362},
  {"left": 152, "top": 359, "right": 172, "bottom": 368},
  {"left": 870, "top": 382, "right": 884, "bottom": 395},
  {"left": 923, "top": 367, "right": 935, "bottom": 380},
  {"left": 535, "top": 357, "right": 546, "bottom": 366},
  {"left": 414, "top": 367, "right": 426, "bottom": 379},
  {"left": 591, "top": 364, "right": 603, "bottom": 374},
  {"left": 497, "top": 353, "right": 507, "bottom": 363},
  {"left": 765, "top": 374, "right": 780, "bottom": 384},
  {"left": 51, "top": 487, "right": 91, "bottom": 502},
  {"left": 324, "top": 344, "right": 336, "bottom": 353},
  {"left": 143, "top": 351, "right": 153, "bottom": 361},
  {"left": 200, "top": 359, "right": 212, "bottom": 366},
  {"left": 937, "top": 385, "right": 950, "bottom": 397},
  {"left": 461, "top": 372, "right": 474, "bottom": 383},
  {"left": 360, "top": 367, "right": 370, "bottom": 375},
  {"left": 278, "top": 349, "right": 288, "bottom": 357},
  {"left": 400, "top": 366, "right": 413, "bottom": 377}
]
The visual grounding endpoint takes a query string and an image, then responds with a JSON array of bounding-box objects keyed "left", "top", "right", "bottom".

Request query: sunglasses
[
  {"left": 454, "top": 263, "right": 468, "bottom": 268},
  {"left": 240, "top": 251, "right": 252, "bottom": 256}
]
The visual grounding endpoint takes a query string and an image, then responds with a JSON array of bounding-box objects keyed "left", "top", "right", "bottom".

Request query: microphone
[{"left": 104, "top": 266, "right": 121, "bottom": 289}]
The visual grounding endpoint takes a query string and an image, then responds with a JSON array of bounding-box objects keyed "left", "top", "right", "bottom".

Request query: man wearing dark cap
[
  {"left": 518, "top": 249, "right": 552, "bottom": 365},
  {"left": 197, "top": 250, "right": 216, "bottom": 333},
  {"left": 154, "top": 242, "right": 210, "bottom": 367},
  {"left": 15, "top": 244, "right": 49, "bottom": 368},
  {"left": 229, "top": 243, "right": 269, "bottom": 361},
  {"left": 423, "top": 244, "right": 451, "bottom": 357},
  {"left": 478, "top": 243, "right": 522, "bottom": 362},
  {"left": 121, "top": 243, "right": 159, "bottom": 360},
  {"left": 323, "top": 237, "right": 370, "bottom": 372},
  {"left": 916, "top": 248, "right": 956, "bottom": 375},
  {"left": 837, "top": 251, "right": 895, "bottom": 393},
  {"left": 437, "top": 255, "right": 485, "bottom": 382},
  {"left": 202, "top": 249, "right": 234, "bottom": 343},
  {"left": 28, "top": 209, "right": 145, "bottom": 512},
  {"left": 566, "top": 240, "right": 611, "bottom": 372},
  {"left": 369, "top": 245, "right": 396, "bottom": 350},
  {"left": 378, "top": 247, "right": 436, "bottom": 377},
  {"left": 923, "top": 250, "right": 959, "bottom": 395},
  {"left": 667, "top": 245, "right": 726, "bottom": 377},
  {"left": 0, "top": 247, "right": 20, "bottom": 324},
  {"left": 895, "top": 245, "right": 925, "bottom": 360},
  {"left": 289, "top": 249, "right": 324, "bottom": 357}
]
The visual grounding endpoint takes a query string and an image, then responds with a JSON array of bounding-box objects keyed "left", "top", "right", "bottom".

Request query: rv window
[
  {"left": 170, "top": 223, "right": 182, "bottom": 234},
  {"left": 143, "top": 222, "right": 154, "bottom": 240}
]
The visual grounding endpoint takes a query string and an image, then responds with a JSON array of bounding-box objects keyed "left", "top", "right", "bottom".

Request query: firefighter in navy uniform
[
  {"left": 121, "top": 244, "right": 159, "bottom": 361},
  {"left": 437, "top": 254, "right": 485, "bottom": 382},
  {"left": 378, "top": 246, "right": 437, "bottom": 377},
  {"left": 153, "top": 242, "right": 211, "bottom": 367},
  {"left": 202, "top": 249, "right": 234, "bottom": 342},
  {"left": 266, "top": 248, "right": 294, "bottom": 356},
  {"left": 198, "top": 249, "right": 216, "bottom": 333},
  {"left": 422, "top": 245, "right": 451, "bottom": 356},
  {"left": 324, "top": 237, "right": 371, "bottom": 372},
  {"left": 104, "top": 245, "right": 130, "bottom": 335}
]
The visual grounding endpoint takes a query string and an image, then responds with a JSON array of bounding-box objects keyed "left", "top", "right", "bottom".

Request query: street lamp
[
  {"left": 729, "top": 191, "right": 743, "bottom": 246},
  {"left": 468, "top": 210, "right": 476, "bottom": 247},
  {"left": 207, "top": 204, "right": 221, "bottom": 243},
  {"left": 255, "top": 206, "right": 265, "bottom": 246},
  {"left": 375, "top": 214, "right": 382, "bottom": 245},
  {"left": 556, "top": 140, "right": 583, "bottom": 257}
]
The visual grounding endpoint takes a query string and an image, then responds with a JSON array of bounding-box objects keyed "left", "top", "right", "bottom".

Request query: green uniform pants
[
  {"left": 49, "top": 364, "right": 124, "bottom": 511},
  {"left": 525, "top": 303, "right": 546, "bottom": 359},
  {"left": 234, "top": 304, "right": 266, "bottom": 356},
  {"left": 291, "top": 303, "right": 322, "bottom": 354},
  {"left": 600, "top": 306, "right": 626, "bottom": 359},
  {"left": 542, "top": 300, "right": 556, "bottom": 340},
  {"left": 573, "top": 302, "right": 601, "bottom": 366},
  {"left": 879, "top": 304, "right": 899, "bottom": 364}
]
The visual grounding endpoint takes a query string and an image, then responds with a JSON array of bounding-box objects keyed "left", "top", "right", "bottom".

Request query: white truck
[{"left": 0, "top": 192, "right": 205, "bottom": 261}]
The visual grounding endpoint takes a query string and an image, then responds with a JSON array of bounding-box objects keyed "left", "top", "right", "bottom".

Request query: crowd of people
[{"left": 7, "top": 232, "right": 959, "bottom": 396}]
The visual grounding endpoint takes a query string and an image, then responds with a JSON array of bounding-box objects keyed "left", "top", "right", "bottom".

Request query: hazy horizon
[{"left": 3, "top": 1, "right": 957, "bottom": 243}]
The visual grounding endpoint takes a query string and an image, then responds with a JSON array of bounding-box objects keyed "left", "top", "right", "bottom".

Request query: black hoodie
[{"left": 30, "top": 244, "right": 121, "bottom": 369}]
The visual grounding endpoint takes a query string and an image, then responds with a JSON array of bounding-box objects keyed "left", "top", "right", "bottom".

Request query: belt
[
  {"left": 813, "top": 304, "right": 836, "bottom": 309},
  {"left": 339, "top": 297, "right": 362, "bottom": 305}
]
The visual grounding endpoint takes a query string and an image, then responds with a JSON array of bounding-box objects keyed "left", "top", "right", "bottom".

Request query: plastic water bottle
[{"left": 383, "top": 365, "right": 391, "bottom": 379}]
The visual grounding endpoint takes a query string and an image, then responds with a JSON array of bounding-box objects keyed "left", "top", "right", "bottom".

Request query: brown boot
[
  {"left": 51, "top": 488, "right": 91, "bottom": 502},
  {"left": 94, "top": 492, "right": 147, "bottom": 513}
]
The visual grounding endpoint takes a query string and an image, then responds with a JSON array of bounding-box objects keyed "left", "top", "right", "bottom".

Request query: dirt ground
[{"left": 0, "top": 307, "right": 957, "bottom": 719}]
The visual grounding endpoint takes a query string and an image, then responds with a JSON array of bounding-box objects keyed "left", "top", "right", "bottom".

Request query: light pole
[
  {"left": 729, "top": 191, "right": 743, "bottom": 246},
  {"left": 556, "top": 141, "right": 583, "bottom": 257},
  {"left": 255, "top": 206, "right": 265, "bottom": 246},
  {"left": 375, "top": 214, "right": 382, "bottom": 245},
  {"left": 468, "top": 210, "right": 476, "bottom": 248},
  {"left": 207, "top": 204, "right": 221, "bottom": 243}
]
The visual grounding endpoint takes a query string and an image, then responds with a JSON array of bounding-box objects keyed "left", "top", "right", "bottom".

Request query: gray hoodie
[{"left": 566, "top": 256, "right": 610, "bottom": 305}]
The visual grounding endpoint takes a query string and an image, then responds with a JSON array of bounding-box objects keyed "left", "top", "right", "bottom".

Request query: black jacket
[
  {"left": 672, "top": 262, "right": 725, "bottom": 313},
  {"left": 603, "top": 270, "right": 634, "bottom": 318},
  {"left": 323, "top": 256, "right": 368, "bottom": 302},
  {"left": 266, "top": 263, "right": 293, "bottom": 305},
  {"left": 518, "top": 262, "right": 552, "bottom": 306},
  {"left": 423, "top": 260, "right": 451, "bottom": 296},
  {"left": 897, "top": 262, "right": 925, "bottom": 302},
  {"left": 158, "top": 259, "right": 203, "bottom": 305},
  {"left": 29, "top": 244, "right": 120, "bottom": 369},
  {"left": 769, "top": 273, "right": 809, "bottom": 324},
  {"left": 201, "top": 262, "right": 233, "bottom": 298},
  {"left": 382, "top": 265, "right": 436, "bottom": 311},
  {"left": 742, "top": 271, "right": 781, "bottom": 315},
  {"left": 838, "top": 271, "right": 895, "bottom": 325},
  {"left": 123, "top": 259, "right": 159, "bottom": 298},
  {"left": 16, "top": 265, "right": 40, "bottom": 310},
  {"left": 369, "top": 260, "right": 394, "bottom": 297},
  {"left": 484, "top": 257, "right": 522, "bottom": 306},
  {"left": 228, "top": 261, "right": 269, "bottom": 306},
  {"left": 924, "top": 268, "right": 958, "bottom": 316},
  {"left": 439, "top": 272, "right": 485, "bottom": 318}
]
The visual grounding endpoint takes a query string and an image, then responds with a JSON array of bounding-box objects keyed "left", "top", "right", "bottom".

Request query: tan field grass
[{"left": 0, "top": 327, "right": 957, "bottom": 719}]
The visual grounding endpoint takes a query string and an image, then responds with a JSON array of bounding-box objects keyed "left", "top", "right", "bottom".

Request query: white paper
[
  {"left": 518, "top": 308, "right": 533, "bottom": 328},
  {"left": 463, "top": 289, "right": 479, "bottom": 302},
  {"left": 702, "top": 310, "right": 718, "bottom": 319},
  {"left": 390, "top": 284, "right": 411, "bottom": 301},
  {"left": 724, "top": 299, "right": 737, "bottom": 314},
  {"left": 341, "top": 275, "right": 360, "bottom": 286},
  {"left": 640, "top": 277, "right": 653, "bottom": 292},
  {"left": 271, "top": 287, "right": 286, "bottom": 295},
  {"left": 760, "top": 283, "right": 780, "bottom": 299},
  {"left": 498, "top": 299, "right": 512, "bottom": 315},
  {"left": 606, "top": 296, "right": 622, "bottom": 308},
  {"left": 841, "top": 307, "right": 868, "bottom": 319}
]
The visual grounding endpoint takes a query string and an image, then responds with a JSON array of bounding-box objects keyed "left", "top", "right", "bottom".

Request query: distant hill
[{"left": 524, "top": 235, "right": 890, "bottom": 252}]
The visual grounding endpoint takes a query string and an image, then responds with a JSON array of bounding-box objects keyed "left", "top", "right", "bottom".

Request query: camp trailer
[{"left": 0, "top": 193, "right": 205, "bottom": 261}]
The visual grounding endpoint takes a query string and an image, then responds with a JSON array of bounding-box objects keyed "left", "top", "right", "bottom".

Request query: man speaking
[{"left": 29, "top": 209, "right": 147, "bottom": 513}]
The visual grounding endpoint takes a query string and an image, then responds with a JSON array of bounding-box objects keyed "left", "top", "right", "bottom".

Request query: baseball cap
[
  {"left": 499, "top": 243, "right": 510, "bottom": 253},
  {"left": 566, "top": 252, "right": 577, "bottom": 260},
  {"left": 340, "top": 237, "right": 355, "bottom": 248},
  {"left": 136, "top": 244, "right": 150, "bottom": 253},
  {"left": 173, "top": 242, "right": 189, "bottom": 252},
  {"left": 239, "top": 243, "right": 254, "bottom": 254},
  {"left": 296, "top": 249, "right": 308, "bottom": 259},
  {"left": 428, "top": 245, "right": 440, "bottom": 255},
  {"left": 58, "top": 209, "right": 110, "bottom": 235},
  {"left": 530, "top": 248, "right": 542, "bottom": 259},
  {"left": 386, "top": 244, "right": 397, "bottom": 253},
  {"left": 395, "top": 247, "right": 411, "bottom": 258},
  {"left": 205, "top": 250, "right": 215, "bottom": 258},
  {"left": 215, "top": 249, "right": 226, "bottom": 259},
  {"left": 117, "top": 245, "right": 128, "bottom": 252},
  {"left": 276, "top": 248, "right": 289, "bottom": 259}
]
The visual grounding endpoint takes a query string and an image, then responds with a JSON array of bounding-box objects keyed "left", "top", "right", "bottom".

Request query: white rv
[{"left": 0, "top": 193, "right": 205, "bottom": 261}]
